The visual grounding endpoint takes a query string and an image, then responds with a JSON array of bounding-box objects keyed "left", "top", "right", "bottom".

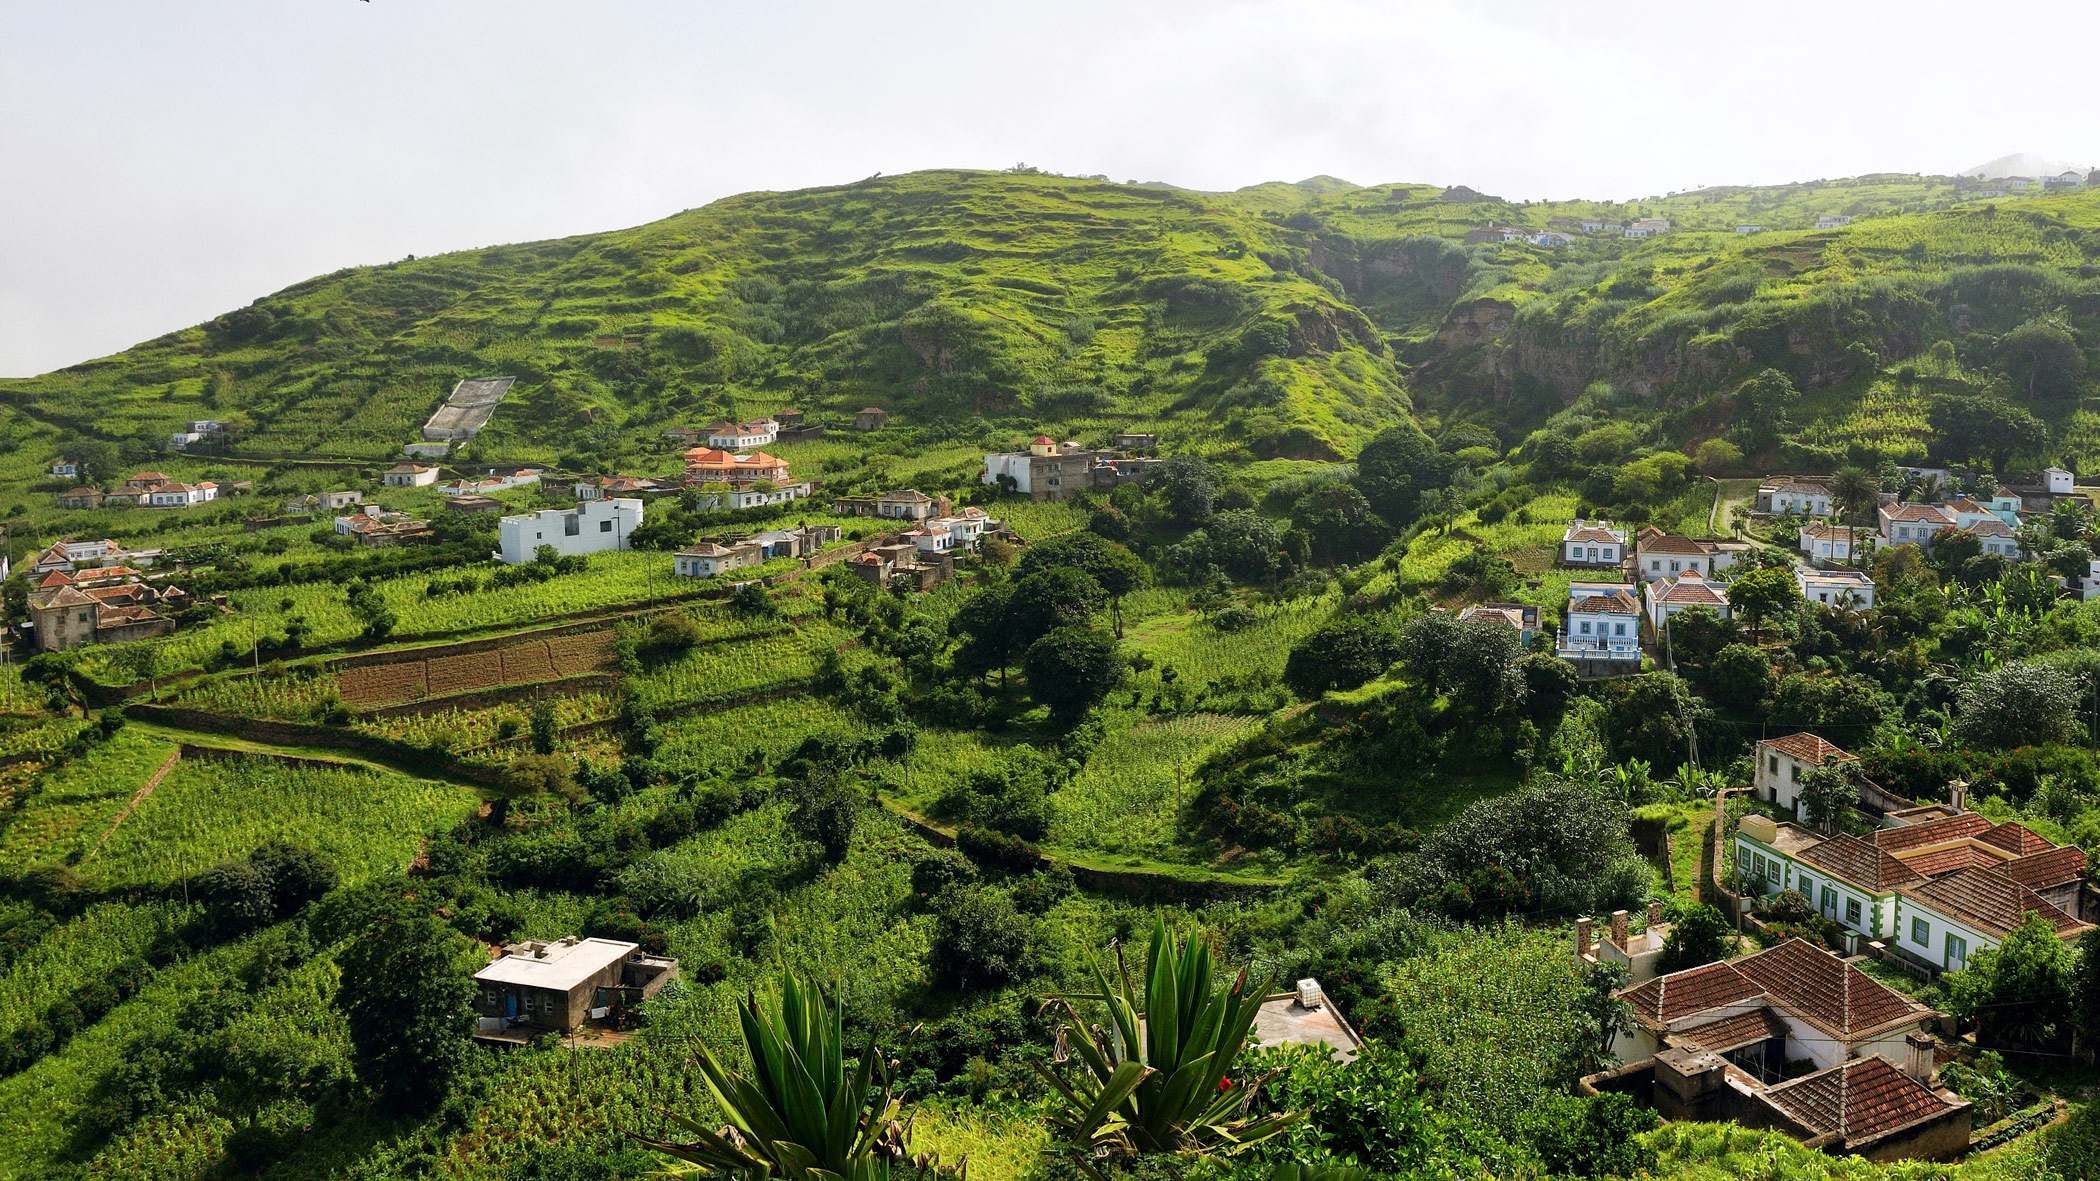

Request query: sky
[{"left": 2, "top": 0, "right": 2096, "bottom": 377}]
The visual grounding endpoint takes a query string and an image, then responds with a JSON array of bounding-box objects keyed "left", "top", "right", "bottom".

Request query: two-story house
[
  {"left": 1879, "top": 503, "right": 1956, "bottom": 550},
  {"left": 1558, "top": 583, "right": 1642, "bottom": 669},
  {"left": 1797, "top": 568, "right": 1876, "bottom": 610}
]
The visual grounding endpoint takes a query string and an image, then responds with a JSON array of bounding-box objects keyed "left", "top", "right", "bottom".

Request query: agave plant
[
  {"left": 634, "top": 974, "right": 933, "bottom": 1181},
  {"left": 1036, "top": 918, "right": 1298, "bottom": 1174}
]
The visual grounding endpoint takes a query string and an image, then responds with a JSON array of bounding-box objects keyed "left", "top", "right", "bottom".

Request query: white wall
[{"left": 498, "top": 498, "right": 642, "bottom": 564}]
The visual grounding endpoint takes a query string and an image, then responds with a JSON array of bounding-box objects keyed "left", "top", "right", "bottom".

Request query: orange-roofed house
[
  {"left": 1755, "top": 732, "right": 1856, "bottom": 813},
  {"left": 681, "top": 448, "right": 790, "bottom": 486}
]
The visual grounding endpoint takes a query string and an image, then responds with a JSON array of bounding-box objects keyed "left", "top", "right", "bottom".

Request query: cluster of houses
[
  {"left": 1735, "top": 732, "right": 2090, "bottom": 973},
  {"left": 168, "top": 420, "right": 226, "bottom": 451},
  {"left": 981, "top": 435, "right": 1163, "bottom": 503},
  {"left": 52, "top": 468, "right": 248, "bottom": 510},
  {"left": 1573, "top": 726, "right": 2100, "bottom": 1162},
  {"left": 334, "top": 508, "right": 434, "bottom": 548},
  {"left": 1969, "top": 170, "right": 2089, "bottom": 199},
  {"left": 23, "top": 541, "right": 193, "bottom": 651},
  {"left": 1763, "top": 468, "right": 2082, "bottom": 569}
]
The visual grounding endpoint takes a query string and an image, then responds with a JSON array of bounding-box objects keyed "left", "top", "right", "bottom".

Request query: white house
[
  {"left": 684, "top": 482, "right": 812, "bottom": 511},
  {"left": 926, "top": 508, "right": 1000, "bottom": 551},
  {"left": 1644, "top": 568, "right": 1730, "bottom": 630},
  {"left": 1636, "top": 533, "right": 1718, "bottom": 579},
  {"left": 909, "top": 523, "right": 955, "bottom": 555},
  {"left": 2073, "top": 558, "right": 2100, "bottom": 601},
  {"left": 1623, "top": 217, "right": 1669, "bottom": 239},
  {"left": 1529, "top": 230, "right": 1575, "bottom": 247},
  {"left": 1754, "top": 733, "right": 1855, "bottom": 814},
  {"left": 705, "top": 420, "right": 780, "bottom": 449},
  {"left": 146, "top": 481, "right": 218, "bottom": 507},
  {"left": 1735, "top": 225, "right": 1768, "bottom": 234},
  {"left": 441, "top": 470, "right": 541, "bottom": 497},
  {"left": 2047, "top": 466, "right": 2075, "bottom": 494},
  {"left": 49, "top": 460, "right": 79, "bottom": 479},
  {"left": 1561, "top": 520, "right": 1626, "bottom": 568},
  {"left": 1895, "top": 862, "right": 2089, "bottom": 972},
  {"left": 1558, "top": 583, "right": 1642, "bottom": 665},
  {"left": 1758, "top": 477, "right": 1835, "bottom": 516},
  {"left": 1797, "top": 568, "right": 1876, "bottom": 611},
  {"left": 1815, "top": 214, "right": 1852, "bottom": 229},
  {"left": 1579, "top": 218, "right": 1623, "bottom": 234},
  {"left": 674, "top": 541, "right": 762, "bottom": 578},
  {"left": 2046, "top": 171, "right": 2086, "bottom": 188},
  {"left": 2004, "top": 176, "right": 2036, "bottom": 190},
  {"left": 497, "top": 498, "right": 643, "bottom": 565},
  {"left": 1969, "top": 518, "right": 2020, "bottom": 558},
  {"left": 1798, "top": 523, "right": 1859, "bottom": 566},
  {"left": 1878, "top": 503, "right": 1955, "bottom": 550},
  {"left": 383, "top": 463, "right": 440, "bottom": 488}
]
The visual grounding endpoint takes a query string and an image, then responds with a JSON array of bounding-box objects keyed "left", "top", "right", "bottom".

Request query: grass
[
  {"left": 1050, "top": 712, "right": 1259, "bottom": 859},
  {"left": 0, "top": 730, "right": 180, "bottom": 869},
  {"left": 87, "top": 755, "right": 482, "bottom": 886}
]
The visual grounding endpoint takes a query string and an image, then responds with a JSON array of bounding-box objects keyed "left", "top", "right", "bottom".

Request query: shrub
[
  {"left": 929, "top": 886, "right": 1039, "bottom": 991},
  {"left": 955, "top": 825, "right": 1041, "bottom": 873}
]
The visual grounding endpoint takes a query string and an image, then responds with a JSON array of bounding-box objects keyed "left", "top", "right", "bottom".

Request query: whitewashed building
[
  {"left": 498, "top": 498, "right": 643, "bottom": 565},
  {"left": 1797, "top": 568, "right": 1877, "bottom": 611},
  {"left": 1560, "top": 520, "right": 1626, "bottom": 568},
  {"left": 1878, "top": 503, "right": 1956, "bottom": 550},
  {"left": 1558, "top": 582, "right": 1642, "bottom": 666}
]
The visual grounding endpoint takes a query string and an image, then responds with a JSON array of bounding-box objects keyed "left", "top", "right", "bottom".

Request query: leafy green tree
[
  {"left": 1204, "top": 510, "right": 1285, "bottom": 583},
  {"left": 1291, "top": 483, "right": 1392, "bottom": 565},
  {"left": 1603, "top": 674, "right": 1708, "bottom": 770},
  {"left": 1036, "top": 919, "right": 1297, "bottom": 1169},
  {"left": 2071, "top": 927, "right": 2100, "bottom": 1049},
  {"left": 1283, "top": 616, "right": 1403, "bottom": 698},
  {"left": 1930, "top": 394, "right": 2048, "bottom": 470},
  {"left": 1523, "top": 1092, "right": 1659, "bottom": 1179},
  {"left": 1156, "top": 455, "right": 1219, "bottom": 526},
  {"left": 1732, "top": 368, "right": 1799, "bottom": 449},
  {"left": 634, "top": 973, "right": 917, "bottom": 1180},
  {"left": 1518, "top": 653, "right": 1579, "bottom": 729},
  {"left": 730, "top": 582, "right": 778, "bottom": 618},
  {"left": 1691, "top": 438, "right": 1742, "bottom": 475},
  {"left": 1400, "top": 614, "right": 1525, "bottom": 716},
  {"left": 1955, "top": 660, "right": 2080, "bottom": 750},
  {"left": 1946, "top": 912, "right": 2076, "bottom": 1050},
  {"left": 491, "top": 753, "right": 583, "bottom": 823},
  {"left": 930, "top": 886, "right": 1040, "bottom": 991},
  {"left": 1931, "top": 526, "right": 1982, "bottom": 571},
  {"left": 1797, "top": 762, "right": 1857, "bottom": 832},
  {"left": 335, "top": 914, "right": 477, "bottom": 1113},
  {"left": 1656, "top": 904, "right": 1733, "bottom": 973},
  {"left": 786, "top": 762, "right": 860, "bottom": 863},
  {"left": 1726, "top": 566, "right": 1802, "bottom": 641},
  {"left": 1014, "top": 532, "right": 1147, "bottom": 635},
  {"left": 1770, "top": 672, "right": 1886, "bottom": 737},
  {"left": 1023, "top": 626, "right": 1126, "bottom": 723},
  {"left": 950, "top": 583, "right": 1020, "bottom": 682},
  {"left": 1005, "top": 568, "right": 1107, "bottom": 647},
  {"left": 1406, "top": 778, "right": 1647, "bottom": 919},
  {"left": 1705, "top": 643, "right": 1773, "bottom": 710},
  {"left": 1664, "top": 604, "right": 1733, "bottom": 668},
  {"left": 1355, "top": 425, "right": 1456, "bottom": 526},
  {"left": 2000, "top": 317, "right": 2086, "bottom": 400},
  {"left": 1524, "top": 433, "right": 1579, "bottom": 480}
]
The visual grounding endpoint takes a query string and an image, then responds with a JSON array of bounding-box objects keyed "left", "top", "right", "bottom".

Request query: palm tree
[
  {"left": 633, "top": 974, "right": 931, "bottom": 1181},
  {"left": 1036, "top": 919, "right": 1298, "bottom": 1175},
  {"left": 1828, "top": 466, "right": 1878, "bottom": 526}
]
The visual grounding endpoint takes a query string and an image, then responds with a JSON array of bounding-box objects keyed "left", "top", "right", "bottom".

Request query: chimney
[
  {"left": 1949, "top": 779, "right": 1970, "bottom": 813},
  {"left": 1610, "top": 910, "right": 1630, "bottom": 948},
  {"left": 1647, "top": 901, "right": 1665, "bottom": 930},
  {"left": 1576, "top": 918, "right": 1594, "bottom": 960},
  {"left": 1296, "top": 978, "right": 1323, "bottom": 1009},
  {"left": 1904, "top": 1031, "right": 1936, "bottom": 1085}
]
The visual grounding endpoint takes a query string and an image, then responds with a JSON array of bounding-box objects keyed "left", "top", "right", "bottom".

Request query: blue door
[{"left": 505, "top": 992, "right": 517, "bottom": 1019}]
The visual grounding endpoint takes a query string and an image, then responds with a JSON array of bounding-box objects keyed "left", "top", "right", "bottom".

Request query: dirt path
[{"left": 87, "top": 747, "right": 182, "bottom": 859}]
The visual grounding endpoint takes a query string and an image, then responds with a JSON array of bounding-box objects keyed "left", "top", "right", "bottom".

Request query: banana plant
[
  {"left": 634, "top": 974, "right": 931, "bottom": 1181},
  {"left": 1036, "top": 918, "right": 1299, "bottom": 1174}
]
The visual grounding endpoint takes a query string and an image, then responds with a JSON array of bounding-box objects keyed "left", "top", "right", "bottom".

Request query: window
[
  {"left": 600, "top": 519, "right": 613, "bottom": 533},
  {"left": 1650, "top": 560, "right": 1661, "bottom": 572},
  {"left": 1845, "top": 898, "right": 1861, "bottom": 925},
  {"left": 1798, "top": 874, "right": 1814, "bottom": 899},
  {"left": 1752, "top": 853, "right": 1769, "bottom": 879},
  {"left": 483, "top": 988, "right": 497, "bottom": 1006},
  {"left": 1945, "top": 933, "right": 1968, "bottom": 970},
  {"left": 565, "top": 515, "right": 581, "bottom": 537},
  {"left": 1602, "top": 548, "right": 1614, "bottom": 559},
  {"left": 1912, "top": 917, "right": 1929, "bottom": 946},
  {"left": 1768, "top": 755, "right": 1779, "bottom": 776},
  {"left": 1819, "top": 886, "right": 1836, "bottom": 916},
  {"left": 1580, "top": 622, "right": 1592, "bottom": 635},
  {"left": 1613, "top": 623, "right": 1626, "bottom": 636},
  {"left": 1789, "top": 764, "right": 1800, "bottom": 782}
]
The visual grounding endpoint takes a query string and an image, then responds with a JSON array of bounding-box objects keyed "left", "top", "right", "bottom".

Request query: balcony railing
[{"left": 1554, "top": 631, "right": 1641, "bottom": 661}]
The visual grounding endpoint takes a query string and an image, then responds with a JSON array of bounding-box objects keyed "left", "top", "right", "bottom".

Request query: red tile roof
[
  {"left": 1899, "top": 843, "right": 2009, "bottom": 878},
  {"left": 1761, "top": 732, "right": 1854, "bottom": 764},
  {"left": 1872, "top": 812, "right": 1994, "bottom": 852},
  {"left": 1979, "top": 822, "right": 2056, "bottom": 857},
  {"left": 1566, "top": 526, "right": 1622, "bottom": 544},
  {"left": 1620, "top": 939, "right": 1928, "bottom": 1040},
  {"left": 1732, "top": 939, "right": 1924, "bottom": 1038},
  {"left": 1618, "top": 961, "right": 1762, "bottom": 1024},
  {"left": 1641, "top": 534, "right": 1710, "bottom": 555},
  {"left": 1995, "top": 847, "right": 2087, "bottom": 891},
  {"left": 1653, "top": 575, "right": 1727, "bottom": 606},
  {"left": 1572, "top": 591, "right": 1640, "bottom": 615},
  {"left": 1760, "top": 1057, "right": 1961, "bottom": 1143},
  {"left": 1800, "top": 835, "right": 1925, "bottom": 891},
  {"left": 1672, "top": 1008, "right": 1787, "bottom": 1054},
  {"left": 1902, "top": 867, "right": 2086, "bottom": 939}
]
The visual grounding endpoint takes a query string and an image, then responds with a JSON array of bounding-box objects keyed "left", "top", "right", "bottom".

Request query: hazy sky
[{"left": 3, "top": 0, "right": 2094, "bottom": 377}]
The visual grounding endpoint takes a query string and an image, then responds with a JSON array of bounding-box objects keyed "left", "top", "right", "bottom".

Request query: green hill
[
  {"left": 9, "top": 166, "right": 2100, "bottom": 473},
  {"left": 0, "top": 170, "right": 1408, "bottom": 465}
]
